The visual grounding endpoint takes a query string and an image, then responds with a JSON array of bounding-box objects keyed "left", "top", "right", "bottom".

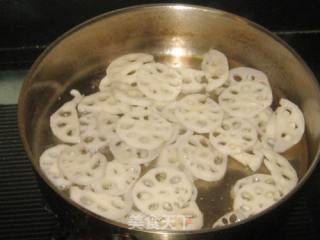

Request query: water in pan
[{"left": 35, "top": 53, "right": 309, "bottom": 230}]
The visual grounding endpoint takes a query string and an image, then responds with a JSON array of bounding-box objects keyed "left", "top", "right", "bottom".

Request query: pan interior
[{"left": 19, "top": 5, "right": 320, "bottom": 233}]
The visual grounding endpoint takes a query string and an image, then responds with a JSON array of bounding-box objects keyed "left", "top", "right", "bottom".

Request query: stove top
[{"left": 1, "top": 2, "right": 320, "bottom": 239}]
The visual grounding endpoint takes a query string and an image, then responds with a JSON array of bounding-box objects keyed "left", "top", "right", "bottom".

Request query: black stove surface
[{"left": 1, "top": 1, "right": 320, "bottom": 240}]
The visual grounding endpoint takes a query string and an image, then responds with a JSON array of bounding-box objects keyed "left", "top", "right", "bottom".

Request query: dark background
[{"left": 0, "top": 0, "right": 320, "bottom": 70}]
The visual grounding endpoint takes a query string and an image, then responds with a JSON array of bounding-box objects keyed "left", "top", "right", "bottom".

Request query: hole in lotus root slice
[
  {"left": 107, "top": 53, "right": 154, "bottom": 84},
  {"left": 39, "top": 144, "right": 72, "bottom": 190},
  {"left": 112, "top": 82, "right": 152, "bottom": 107},
  {"left": 209, "top": 117, "right": 257, "bottom": 155},
  {"left": 263, "top": 99, "right": 305, "bottom": 153},
  {"left": 90, "top": 161, "right": 141, "bottom": 196},
  {"left": 132, "top": 167, "right": 193, "bottom": 217},
  {"left": 233, "top": 182, "right": 282, "bottom": 217},
  {"left": 110, "top": 136, "right": 160, "bottom": 165},
  {"left": 228, "top": 67, "right": 270, "bottom": 86},
  {"left": 175, "top": 94, "right": 223, "bottom": 133},
  {"left": 137, "top": 63, "right": 182, "bottom": 101},
  {"left": 262, "top": 149, "right": 298, "bottom": 195},
  {"left": 231, "top": 145, "right": 264, "bottom": 172},
  {"left": 212, "top": 210, "right": 247, "bottom": 228},
  {"left": 178, "top": 134, "right": 228, "bottom": 182},
  {"left": 78, "top": 90, "right": 131, "bottom": 115},
  {"left": 178, "top": 67, "right": 206, "bottom": 94},
  {"left": 218, "top": 81, "right": 272, "bottom": 118},
  {"left": 58, "top": 145, "right": 107, "bottom": 186},
  {"left": 79, "top": 112, "right": 119, "bottom": 152},
  {"left": 70, "top": 186, "right": 132, "bottom": 221},
  {"left": 231, "top": 174, "right": 277, "bottom": 199},
  {"left": 50, "top": 90, "right": 82, "bottom": 143},
  {"left": 201, "top": 49, "right": 229, "bottom": 92},
  {"left": 99, "top": 75, "right": 112, "bottom": 91},
  {"left": 116, "top": 107, "right": 173, "bottom": 150}
]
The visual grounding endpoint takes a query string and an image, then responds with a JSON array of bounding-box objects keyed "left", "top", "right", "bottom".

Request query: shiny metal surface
[{"left": 18, "top": 4, "right": 320, "bottom": 240}]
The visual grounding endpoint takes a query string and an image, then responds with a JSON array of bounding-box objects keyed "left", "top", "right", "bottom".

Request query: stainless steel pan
[{"left": 18, "top": 4, "right": 320, "bottom": 240}]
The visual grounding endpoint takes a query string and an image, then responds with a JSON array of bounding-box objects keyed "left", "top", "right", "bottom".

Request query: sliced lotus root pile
[
  {"left": 70, "top": 186, "right": 132, "bottom": 221},
  {"left": 178, "top": 67, "right": 205, "bottom": 94},
  {"left": 58, "top": 145, "right": 107, "bottom": 186},
  {"left": 175, "top": 94, "right": 223, "bottom": 133},
  {"left": 201, "top": 49, "right": 229, "bottom": 91},
  {"left": 107, "top": 53, "right": 154, "bottom": 84},
  {"left": 50, "top": 90, "right": 82, "bottom": 143},
  {"left": 39, "top": 144, "right": 72, "bottom": 190},
  {"left": 233, "top": 182, "right": 282, "bottom": 217},
  {"left": 228, "top": 67, "right": 269, "bottom": 86},
  {"left": 178, "top": 134, "right": 227, "bottom": 182},
  {"left": 137, "top": 63, "right": 182, "bottom": 101},
  {"left": 91, "top": 161, "right": 141, "bottom": 196},
  {"left": 41, "top": 50, "right": 306, "bottom": 230},
  {"left": 116, "top": 107, "right": 172, "bottom": 150},
  {"left": 209, "top": 117, "right": 257, "bottom": 155},
  {"left": 78, "top": 90, "right": 131, "bottom": 115},
  {"left": 212, "top": 210, "right": 246, "bottom": 228},
  {"left": 132, "top": 167, "right": 193, "bottom": 217},
  {"left": 263, "top": 98, "right": 305, "bottom": 153},
  {"left": 110, "top": 136, "right": 160, "bottom": 165},
  {"left": 219, "top": 81, "right": 272, "bottom": 118},
  {"left": 262, "top": 149, "right": 298, "bottom": 195},
  {"left": 79, "top": 112, "right": 119, "bottom": 152}
]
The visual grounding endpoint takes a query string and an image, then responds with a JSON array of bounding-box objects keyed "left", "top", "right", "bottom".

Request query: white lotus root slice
[
  {"left": 263, "top": 99, "right": 305, "bottom": 153},
  {"left": 251, "top": 107, "right": 273, "bottom": 136},
  {"left": 110, "top": 136, "right": 160, "bottom": 165},
  {"left": 231, "top": 174, "right": 277, "bottom": 199},
  {"left": 219, "top": 81, "right": 273, "bottom": 118},
  {"left": 228, "top": 67, "right": 270, "bottom": 86},
  {"left": 50, "top": 90, "right": 82, "bottom": 143},
  {"left": 137, "top": 63, "right": 183, "bottom": 101},
  {"left": 178, "top": 67, "right": 205, "bottom": 94},
  {"left": 112, "top": 82, "right": 152, "bottom": 107},
  {"left": 201, "top": 49, "right": 229, "bottom": 92},
  {"left": 39, "top": 144, "right": 72, "bottom": 190},
  {"left": 107, "top": 53, "right": 154, "bottom": 84},
  {"left": 164, "top": 201, "right": 204, "bottom": 230},
  {"left": 132, "top": 167, "right": 193, "bottom": 216},
  {"left": 231, "top": 146, "right": 263, "bottom": 172},
  {"left": 175, "top": 94, "right": 223, "bottom": 133},
  {"left": 79, "top": 112, "right": 119, "bottom": 152},
  {"left": 262, "top": 149, "right": 298, "bottom": 195},
  {"left": 91, "top": 161, "right": 141, "bottom": 196},
  {"left": 70, "top": 186, "right": 132, "bottom": 221},
  {"left": 179, "top": 135, "right": 228, "bottom": 182},
  {"left": 157, "top": 144, "right": 195, "bottom": 183},
  {"left": 212, "top": 210, "right": 247, "bottom": 228},
  {"left": 78, "top": 90, "right": 130, "bottom": 115},
  {"left": 160, "top": 101, "right": 179, "bottom": 123},
  {"left": 58, "top": 145, "right": 107, "bottom": 185},
  {"left": 167, "top": 123, "right": 193, "bottom": 145},
  {"left": 209, "top": 117, "right": 257, "bottom": 155},
  {"left": 99, "top": 75, "right": 112, "bottom": 91},
  {"left": 116, "top": 107, "right": 173, "bottom": 150},
  {"left": 233, "top": 182, "right": 282, "bottom": 217}
]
